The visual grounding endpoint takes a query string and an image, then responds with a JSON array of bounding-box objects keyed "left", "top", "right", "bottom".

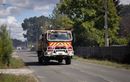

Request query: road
[{"left": 18, "top": 50, "right": 130, "bottom": 82}]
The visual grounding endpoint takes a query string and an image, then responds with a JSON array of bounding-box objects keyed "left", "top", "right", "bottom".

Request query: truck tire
[
  {"left": 58, "top": 59, "right": 63, "bottom": 63},
  {"left": 43, "top": 57, "right": 49, "bottom": 64},
  {"left": 38, "top": 57, "right": 43, "bottom": 64},
  {"left": 65, "top": 57, "right": 71, "bottom": 65}
]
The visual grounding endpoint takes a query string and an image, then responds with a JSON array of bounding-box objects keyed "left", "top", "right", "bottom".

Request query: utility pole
[{"left": 104, "top": 0, "right": 109, "bottom": 47}]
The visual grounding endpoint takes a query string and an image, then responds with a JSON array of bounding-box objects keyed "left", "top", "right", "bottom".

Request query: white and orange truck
[{"left": 37, "top": 30, "right": 74, "bottom": 64}]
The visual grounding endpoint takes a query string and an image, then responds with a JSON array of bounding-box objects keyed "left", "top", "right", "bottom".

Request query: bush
[
  {"left": 0, "top": 58, "right": 25, "bottom": 69},
  {"left": 0, "top": 25, "right": 13, "bottom": 66}
]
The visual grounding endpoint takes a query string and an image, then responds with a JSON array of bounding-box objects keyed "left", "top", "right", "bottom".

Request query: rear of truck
[{"left": 37, "top": 30, "right": 74, "bottom": 64}]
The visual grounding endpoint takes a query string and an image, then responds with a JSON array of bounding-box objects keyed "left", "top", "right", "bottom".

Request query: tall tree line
[
  {"left": 22, "top": 0, "right": 129, "bottom": 47},
  {"left": 53, "top": 0, "right": 127, "bottom": 46}
]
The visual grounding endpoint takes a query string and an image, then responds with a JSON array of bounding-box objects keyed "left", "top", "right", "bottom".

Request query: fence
[{"left": 75, "top": 46, "right": 130, "bottom": 63}]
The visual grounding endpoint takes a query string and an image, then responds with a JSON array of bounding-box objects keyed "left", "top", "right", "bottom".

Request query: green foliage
[
  {"left": 116, "top": 38, "right": 128, "bottom": 45},
  {"left": 82, "top": 21, "right": 104, "bottom": 46},
  {"left": 120, "top": 4, "right": 130, "bottom": 43},
  {"left": 56, "top": 0, "right": 121, "bottom": 46},
  {"left": 120, "top": 4, "right": 130, "bottom": 16},
  {"left": 0, "top": 25, "right": 13, "bottom": 66},
  {"left": 51, "top": 8, "right": 74, "bottom": 30},
  {"left": 22, "top": 16, "right": 50, "bottom": 43},
  {"left": 113, "top": 0, "right": 121, "bottom": 15}
]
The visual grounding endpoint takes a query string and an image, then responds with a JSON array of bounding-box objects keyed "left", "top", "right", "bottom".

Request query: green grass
[
  {"left": 0, "top": 74, "right": 37, "bottom": 82},
  {"left": 0, "top": 58, "right": 24, "bottom": 69},
  {"left": 73, "top": 56, "right": 130, "bottom": 70}
]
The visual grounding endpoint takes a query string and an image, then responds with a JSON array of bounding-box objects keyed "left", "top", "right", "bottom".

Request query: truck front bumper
[{"left": 45, "top": 51, "right": 74, "bottom": 57}]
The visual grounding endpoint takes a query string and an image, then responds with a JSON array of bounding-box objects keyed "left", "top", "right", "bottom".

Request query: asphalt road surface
[{"left": 18, "top": 50, "right": 130, "bottom": 82}]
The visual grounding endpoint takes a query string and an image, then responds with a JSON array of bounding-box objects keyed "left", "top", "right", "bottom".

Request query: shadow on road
[
  {"left": 25, "top": 62, "right": 42, "bottom": 66},
  {"left": 24, "top": 61, "right": 65, "bottom": 66}
]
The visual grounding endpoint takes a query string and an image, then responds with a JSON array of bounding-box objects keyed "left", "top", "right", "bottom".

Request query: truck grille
[{"left": 55, "top": 47, "right": 67, "bottom": 52}]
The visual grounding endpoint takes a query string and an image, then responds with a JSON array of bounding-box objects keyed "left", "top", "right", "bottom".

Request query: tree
[
  {"left": 119, "top": 5, "right": 130, "bottom": 38},
  {"left": 56, "top": 0, "right": 121, "bottom": 46},
  {"left": 0, "top": 25, "right": 13, "bottom": 66},
  {"left": 120, "top": 15, "right": 130, "bottom": 37},
  {"left": 113, "top": 0, "right": 121, "bottom": 15},
  {"left": 12, "top": 39, "right": 26, "bottom": 48},
  {"left": 22, "top": 16, "right": 50, "bottom": 44},
  {"left": 120, "top": 4, "right": 130, "bottom": 16},
  {"left": 51, "top": 8, "right": 74, "bottom": 30}
]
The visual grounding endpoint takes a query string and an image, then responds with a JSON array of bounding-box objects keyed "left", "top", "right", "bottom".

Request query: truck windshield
[{"left": 47, "top": 31, "right": 72, "bottom": 41}]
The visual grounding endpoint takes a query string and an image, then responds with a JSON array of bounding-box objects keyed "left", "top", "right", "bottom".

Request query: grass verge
[
  {"left": 0, "top": 74, "right": 37, "bottom": 82},
  {"left": 73, "top": 56, "right": 130, "bottom": 70},
  {"left": 0, "top": 58, "right": 24, "bottom": 69}
]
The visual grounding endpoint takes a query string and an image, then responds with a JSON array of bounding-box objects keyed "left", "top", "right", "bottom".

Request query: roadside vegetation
[
  {"left": 0, "top": 58, "right": 24, "bottom": 69},
  {"left": 0, "top": 25, "right": 13, "bottom": 67},
  {"left": 74, "top": 56, "right": 130, "bottom": 70},
  {"left": 0, "top": 25, "right": 30, "bottom": 81},
  {"left": 0, "top": 25, "right": 24, "bottom": 69},
  {"left": 0, "top": 74, "right": 37, "bottom": 82}
]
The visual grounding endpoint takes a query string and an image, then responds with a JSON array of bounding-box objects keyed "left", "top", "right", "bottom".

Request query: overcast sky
[{"left": 0, "top": 0, "right": 130, "bottom": 41}]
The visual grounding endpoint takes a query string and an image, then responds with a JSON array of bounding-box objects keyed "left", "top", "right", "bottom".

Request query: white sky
[{"left": 121, "top": 0, "right": 130, "bottom": 5}]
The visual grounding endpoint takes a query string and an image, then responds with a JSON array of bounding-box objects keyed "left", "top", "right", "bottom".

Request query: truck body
[{"left": 37, "top": 30, "right": 74, "bottom": 64}]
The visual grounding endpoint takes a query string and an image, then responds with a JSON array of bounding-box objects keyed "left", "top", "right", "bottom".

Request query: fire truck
[{"left": 37, "top": 30, "right": 74, "bottom": 64}]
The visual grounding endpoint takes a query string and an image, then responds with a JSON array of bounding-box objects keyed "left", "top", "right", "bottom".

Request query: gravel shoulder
[{"left": 0, "top": 68, "right": 33, "bottom": 75}]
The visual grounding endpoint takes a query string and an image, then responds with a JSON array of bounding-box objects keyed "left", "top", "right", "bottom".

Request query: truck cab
[{"left": 37, "top": 30, "right": 74, "bottom": 64}]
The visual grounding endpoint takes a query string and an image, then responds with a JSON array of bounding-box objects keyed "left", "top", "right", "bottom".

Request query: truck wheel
[
  {"left": 58, "top": 59, "right": 63, "bottom": 63},
  {"left": 43, "top": 57, "right": 49, "bottom": 64},
  {"left": 65, "top": 57, "right": 71, "bottom": 65},
  {"left": 38, "top": 57, "right": 43, "bottom": 64}
]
